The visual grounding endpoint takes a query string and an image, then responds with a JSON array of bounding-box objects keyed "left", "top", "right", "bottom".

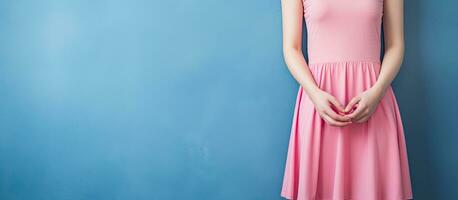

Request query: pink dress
[{"left": 280, "top": 0, "right": 414, "bottom": 199}]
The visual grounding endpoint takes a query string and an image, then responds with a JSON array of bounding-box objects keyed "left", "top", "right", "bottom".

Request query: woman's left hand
[{"left": 343, "top": 86, "right": 386, "bottom": 123}]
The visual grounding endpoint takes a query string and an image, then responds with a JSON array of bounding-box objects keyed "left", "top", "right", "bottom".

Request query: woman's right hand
[{"left": 308, "top": 88, "right": 352, "bottom": 127}]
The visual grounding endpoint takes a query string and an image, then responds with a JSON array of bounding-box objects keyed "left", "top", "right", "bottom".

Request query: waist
[
  {"left": 306, "top": 37, "right": 382, "bottom": 65},
  {"left": 307, "top": 58, "right": 381, "bottom": 65}
]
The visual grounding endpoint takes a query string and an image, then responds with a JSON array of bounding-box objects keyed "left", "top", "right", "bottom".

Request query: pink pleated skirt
[{"left": 280, "top": 61, "right": 413, "bottom": 200}]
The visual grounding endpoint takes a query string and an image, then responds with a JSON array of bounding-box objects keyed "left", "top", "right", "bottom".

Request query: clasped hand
[{"left": 309, "top": 87, "right": 385, "bottom": 127}]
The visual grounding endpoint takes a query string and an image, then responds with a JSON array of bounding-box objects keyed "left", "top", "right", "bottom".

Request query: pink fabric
[{"left": 280, "top": 0, "right": 414, "bottom": 200}]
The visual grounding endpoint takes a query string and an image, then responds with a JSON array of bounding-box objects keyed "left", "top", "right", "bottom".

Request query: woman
[{"left": 280, "top": 0, "right": 413, "bottom": 199}]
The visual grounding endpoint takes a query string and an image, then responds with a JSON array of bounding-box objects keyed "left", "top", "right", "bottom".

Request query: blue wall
[
  {"left": 0, "top": 0, "right": 456, "bottom": 200},
  {"left": 398, "top": 0, "right": 458, "bottom": 199}
]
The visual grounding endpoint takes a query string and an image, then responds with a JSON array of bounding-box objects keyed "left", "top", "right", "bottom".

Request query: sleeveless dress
[{"left": 280, "top": 0, "right": 414, "bottom": 199}]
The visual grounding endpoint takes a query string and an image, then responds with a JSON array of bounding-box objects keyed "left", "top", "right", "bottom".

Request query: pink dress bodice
[{"left": 303, "top": 0, "right": 384, "bottom": 64}]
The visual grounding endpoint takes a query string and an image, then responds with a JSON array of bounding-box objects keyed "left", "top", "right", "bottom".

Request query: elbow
[
  {"left": 385, "top": 41, "right": 405, "bottom": 61},
  {"left": 282, "top": 45, "right": 302, "bottom": 61},
  {"left": 283, "top": 44, "right": 302, "bottom": 54},
  {"left": 397, "top": 42, "right": 405, "bottom": 62},
  {"left": 397, "top": 41, "right": 405, "bottom": 57}
]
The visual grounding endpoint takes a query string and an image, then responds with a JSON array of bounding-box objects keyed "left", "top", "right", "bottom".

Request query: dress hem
[
  {"left": 307, "top": 59, "right": 381, "bottom": 65},
  {"left": 280, "top": 193, "right": 414, "bottom": 200}
]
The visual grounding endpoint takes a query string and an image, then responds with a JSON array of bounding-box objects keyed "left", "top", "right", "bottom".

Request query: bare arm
[
  {"left": 281, "top": 0, "right": 351, "bottom": 126},
  {"left": 373, "top": 0, "right": 405, "bottom": 94},
  {"left": 345, "top": 0, "right": 404, "bottom": 122},
  {"left": 280, "top": 0, "right": 319, "bottom": 95}
]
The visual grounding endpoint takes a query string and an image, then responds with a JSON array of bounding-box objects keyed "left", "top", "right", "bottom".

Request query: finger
[
  {"left": 344, "top": 96, "right": 361, "bottom": 113},
  {"left": 328, "top": 96, "right": 345, "bottom": 113},
  {"left": 324, "top": 108, "right": 351, "bottom": 122},
  {"left": 322, "top": 113, "right": 352, "bottom": 127},
  {"left": 354, "top": 109, "right": 373, "bottom": 123},
  {"left": 346, "top": 104, "right": 366, "bottom": 119},
  {"left": 355, "top": 115, "right": 370, "bottom": 123},
  {"left": 353, "top": 113, "right": 367, "bottom": 123},
  {"left": 353, "top": 109, "right": 368, "bottom": 121},
  {"left": 347, "top": 103, "right": 359, "bottom": 114}
]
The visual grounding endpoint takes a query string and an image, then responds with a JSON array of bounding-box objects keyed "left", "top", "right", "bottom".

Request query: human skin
[{"left": 280, "top": 0, "right": 405, "bottom": 126}]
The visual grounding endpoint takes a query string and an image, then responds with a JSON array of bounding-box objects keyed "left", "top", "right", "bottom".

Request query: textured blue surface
[{"left": 0, "top": 0, "right": 457, "bottom": 199}]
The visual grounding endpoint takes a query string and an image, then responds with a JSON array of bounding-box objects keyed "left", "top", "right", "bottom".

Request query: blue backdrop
[{"left": 0, "top": 0, "right": 457, "bottom": 199}]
